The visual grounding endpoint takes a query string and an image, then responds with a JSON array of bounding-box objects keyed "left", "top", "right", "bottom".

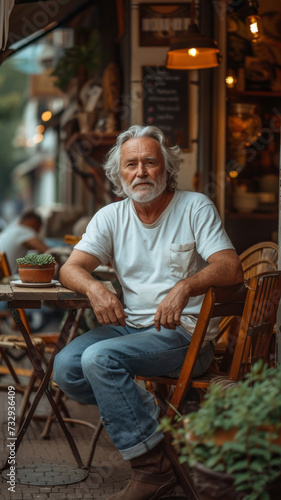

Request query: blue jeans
[{"left": 53, "top": 324, "right": 214, "bottom": 460}]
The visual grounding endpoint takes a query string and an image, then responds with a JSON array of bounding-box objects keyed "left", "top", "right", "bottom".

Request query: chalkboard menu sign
[{"left": 142, "top": 66, "right": 189, "bottom": 150}]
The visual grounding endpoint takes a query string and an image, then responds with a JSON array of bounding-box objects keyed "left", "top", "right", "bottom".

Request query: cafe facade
[{"left": 1, "top": 0, "right": 280, "bottom": 253}]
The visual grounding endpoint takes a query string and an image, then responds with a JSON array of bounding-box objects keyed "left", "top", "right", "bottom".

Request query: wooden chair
[
  {"left": 239, "top": 241, "right": 278, "bottom": 279},
  {"left": 216, "top": 241, "right": 279, "bottom": 356},
  {"left": 138, "top": 271, "right": 281, "bottom": 497},
  {"left": 0, "top": 251, "right": 65, "bottom": 359},
  {"left": 0, "top": 252, "right": 37, "bottom": 381},
  {"left": 0, "top": 252, "right": 50, "bottom": 430},
  {"left": 0, "top": 252, "right": 80, "bottom": 431},
  {"left": 141, "top": 271, "right": 281, "bottom": 416},
  {"left": 64, "top": 234, "right": 81, "bottom": 245}
]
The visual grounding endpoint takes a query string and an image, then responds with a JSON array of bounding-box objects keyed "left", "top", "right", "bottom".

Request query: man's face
[
  {"left": 25, "top": 217, "right": 41, "bottom": 233},
  {"left": 120, "top": 137, "right": 167, "bottom": 203}
]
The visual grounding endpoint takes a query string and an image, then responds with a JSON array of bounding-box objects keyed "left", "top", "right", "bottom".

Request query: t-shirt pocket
[{"left": 170, "top": 242, "right": 197, "bottom": 279}]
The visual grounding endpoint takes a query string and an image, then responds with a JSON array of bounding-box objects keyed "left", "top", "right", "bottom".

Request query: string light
[
  {"left": 36, "top": 125, "right": 45, "bottom": 133},
  {"left": 41, "top": 111, "right": 52, "bottom": 122},
  {"left": 225, "top": 70, "right": 237, "bottom": 89},
  {"left": 229, "top": 170, "right": 239, "bottom": 179}
]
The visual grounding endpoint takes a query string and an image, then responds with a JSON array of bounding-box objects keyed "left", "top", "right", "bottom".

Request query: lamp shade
[{"left": 166, "top": 23, "right": 221, "bottom": 70}]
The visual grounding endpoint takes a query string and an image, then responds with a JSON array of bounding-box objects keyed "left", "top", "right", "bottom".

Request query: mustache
[{"left": 131, "top": 179, "right": 155, "bottom": 187}]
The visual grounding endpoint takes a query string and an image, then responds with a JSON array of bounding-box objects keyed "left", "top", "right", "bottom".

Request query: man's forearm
[
  {"left": 154, "top": 251, "right": 243, "bottom": 331},
  {"left": 182, "top": 258, "right": 243, "bottom": 298},
  {"left": 59, "top": 263, "right": 104, "bottom": 297},
  {"left": 60, "top": 261, "right": 128, "bottom": 327}
]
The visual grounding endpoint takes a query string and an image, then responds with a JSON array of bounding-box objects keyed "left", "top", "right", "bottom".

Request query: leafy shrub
[{"left": 160, "top": 361, "right": 281, "bottom": 500}]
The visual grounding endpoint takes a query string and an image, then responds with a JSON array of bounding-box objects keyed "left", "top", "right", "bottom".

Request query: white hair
[{"left": 103, "top": 125, "right": 182, "bottom": 198}]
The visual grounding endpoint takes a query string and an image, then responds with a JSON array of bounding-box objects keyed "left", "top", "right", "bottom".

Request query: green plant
[
  {"left": 160, "top": 361, "right": 281, "bottom": 500},
  {"left": 16, "top": 254, "right": 56, "bottom": 266},
  {"left": 51, "top": 30, "right": 101, "bottom": 92}
]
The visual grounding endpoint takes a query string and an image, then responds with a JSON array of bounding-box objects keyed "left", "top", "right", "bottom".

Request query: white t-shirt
[
  {"left": 0, "top": 222, "right": 37, "bottom": 274},
  {"left": 75, "top": 190, "right": 235, "bottom": 341}
]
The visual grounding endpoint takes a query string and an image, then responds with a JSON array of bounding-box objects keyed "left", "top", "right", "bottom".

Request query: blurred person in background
[
  {"left": 0, "top": 208, "right": 49, "bottom": 275},
  {"left": 0, "top": 208, "right": 54, "bottom": 331}
]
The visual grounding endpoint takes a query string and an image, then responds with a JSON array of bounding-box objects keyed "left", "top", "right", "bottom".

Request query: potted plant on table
[
  {"left": 160, "top": 361, "right": 281, "bottom": 500},
  {"left": 16, "top": 254, "right": 56, "bottom": 283}
]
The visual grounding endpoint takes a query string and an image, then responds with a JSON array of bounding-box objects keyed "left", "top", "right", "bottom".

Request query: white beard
[{"left": 121, "top": 171, "right": 167, "bottom": 203}]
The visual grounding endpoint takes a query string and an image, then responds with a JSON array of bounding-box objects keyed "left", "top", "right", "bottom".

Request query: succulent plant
[{"left": 16, "top": 254, "right": 56, "bottom": 266}]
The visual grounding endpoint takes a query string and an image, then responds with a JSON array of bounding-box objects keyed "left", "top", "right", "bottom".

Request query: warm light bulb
[
  {"left": 33, "top": 133, "right": 44, "bottom": 144},
  {"left": 36, "top": 125, "right": 45, "bottom": 133},
  {"left": 225, "top": 69, "right": 237, "bottom": 88},
  {"left": 188, "top": 48, "right": 198, "bottom": 57},
  {"left": 41, "top": 111, "right": 52, "bottom": 122},
  {"left": 250, "top": 20, "right": 258, "bottom": 34},
  {"left": 225, "top": 76, "right": 237, "bottom": 88},
  {"left": 225, "top": 75, "right": 234, "bottom": 86},
  {"left": 246, "top": 14, "right": 263, "bottom": 42},
  {"left": 229, "top": 170, "right": 239, "bottom": 179}
]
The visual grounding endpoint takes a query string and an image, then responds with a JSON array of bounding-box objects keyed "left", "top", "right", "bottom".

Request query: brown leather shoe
[{"left": 108, "top": 441, "right": 178, "bottom": 499}]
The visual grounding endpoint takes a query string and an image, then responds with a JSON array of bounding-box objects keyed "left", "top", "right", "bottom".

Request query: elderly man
[{"left": 53, "top": 125, "right": 243, "bottom": 499}]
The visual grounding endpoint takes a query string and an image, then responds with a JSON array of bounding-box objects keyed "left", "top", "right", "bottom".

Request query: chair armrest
[{"left": 213, "top": 282, "right": 246, "bottom": 317}]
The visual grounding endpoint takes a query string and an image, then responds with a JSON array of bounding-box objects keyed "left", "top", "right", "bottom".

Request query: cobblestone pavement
[{"left": 0, "top": 368, "right": 186, "bottom": 499}]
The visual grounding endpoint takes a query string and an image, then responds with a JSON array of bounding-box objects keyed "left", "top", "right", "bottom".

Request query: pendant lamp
[{"left": 166, "top": 0, "right": 221, "bottom": 70}]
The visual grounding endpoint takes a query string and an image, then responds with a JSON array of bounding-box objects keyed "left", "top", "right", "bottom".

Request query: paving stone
[
  {"left": 0, "top": 374, "right": 185, "bottom": 499},
  {"left": 7, "top": 496, "right": 23, "bottom": 500}
]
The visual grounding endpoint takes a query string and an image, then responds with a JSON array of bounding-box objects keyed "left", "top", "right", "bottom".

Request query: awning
[{"left": 0, "top": 0, "right": 98, "bottom": 63}]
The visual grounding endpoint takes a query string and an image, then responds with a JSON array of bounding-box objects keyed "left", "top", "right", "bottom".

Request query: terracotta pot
[
  {"left": 18, "top": 263, "right": 56, "bottom": 283},
  {"left": 192, "top": 463, "right": 239, "bottom": 500},
  {"left": 187, "top": 426, "right": 281, "bottom": 500},
  {"left": 193, "top": 462, "right": 281, "bottom": 500}
]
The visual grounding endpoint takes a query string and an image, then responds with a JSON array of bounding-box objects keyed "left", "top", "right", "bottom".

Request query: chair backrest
[
  {"left": 240, "top": 241, "right": 278, "bottom": 279},
  {"left": 0, "top": 252, "right": 30, "bottom": 333},
  {"left": 216, "top": 242, "right": 279, "bottom": 346},
  {"left": 228, "top": 271, "right": 281, "bottom": 380},
  {"left": 0, "top": 252, "right": 11, "bottom": 280}
]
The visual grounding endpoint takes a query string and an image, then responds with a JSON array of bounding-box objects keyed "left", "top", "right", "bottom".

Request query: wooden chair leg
[
  {"left": 16, "top": 371, "right": 38, "bottom": 431},
  {"left": 162, "top": 433, "right": 199, "bottom": 500},
  {"left": 40, "top": 386, "right": 75, "bottom": 439},
  {"left": 0, "top": 347, "right": 22, "bottom": 384}
]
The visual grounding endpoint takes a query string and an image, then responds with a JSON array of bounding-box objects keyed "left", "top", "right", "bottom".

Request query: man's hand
[
  {"left": 154, "top": 281, "right": 190, "bottom": 332},
  {"left": 88, "top": 282, "right": 128, "bottom": 327},
  {"left": 153, "top": 249, "right": 244, "bottom": 332},
  {"left": 60, "top": 249, "right": 128, "bottom": 328}
]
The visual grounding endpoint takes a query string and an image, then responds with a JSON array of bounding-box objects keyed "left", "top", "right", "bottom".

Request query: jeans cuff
[{"left": 119, "top": 429, "right": 164, "bottom": 460}]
